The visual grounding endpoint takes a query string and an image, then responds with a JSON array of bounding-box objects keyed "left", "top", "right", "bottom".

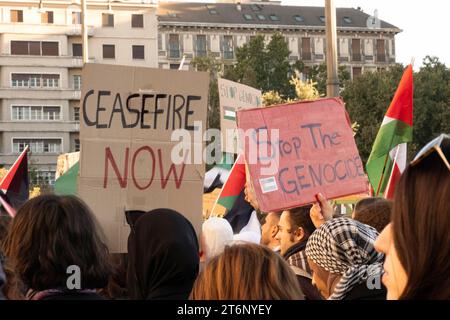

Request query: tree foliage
[
  {"left": 343, "top": 56, "right": 450, "bottom": 163},
  {"left": 191, "top": 54, "right": 223, "bottom": 129},
  {"left": 225, "top": 33, "right": 303, "bottom": 100}
]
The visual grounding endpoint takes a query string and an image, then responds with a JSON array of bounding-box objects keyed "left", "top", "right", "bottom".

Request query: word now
[{"left": 103, "top": 146, "right": 186, "bottom": 190}]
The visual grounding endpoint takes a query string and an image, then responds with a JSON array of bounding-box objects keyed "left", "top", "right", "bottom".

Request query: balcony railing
[
  {"left": 169, "top": 49, "right": 181, "bottom": 59},
  {"left": 223, "top": 51, "right": 234, "bottom": 60}
]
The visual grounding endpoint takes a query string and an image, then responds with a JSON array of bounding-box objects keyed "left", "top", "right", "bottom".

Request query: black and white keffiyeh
[{"left": 305, "top": 218, "right": 384, "bottom": 300}]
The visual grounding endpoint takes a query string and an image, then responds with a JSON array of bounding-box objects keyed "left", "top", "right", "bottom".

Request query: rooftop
[{"left": 158, "top": 2, "right": 400, "bottom": 33}]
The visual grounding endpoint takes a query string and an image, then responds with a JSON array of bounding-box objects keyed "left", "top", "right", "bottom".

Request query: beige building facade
[
  {"left": 157, "top": 1, "right": 401, "bottom": 78},
  {"left": 0, "top": 0, "right": 158, "bottom": 185}
]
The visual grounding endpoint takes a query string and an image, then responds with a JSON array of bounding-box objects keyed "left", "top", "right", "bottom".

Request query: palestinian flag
[
  {"left": 215, "top": 154, "right": 246, "bottom": 211},
  {"left": 0, "top": 146, "right": 29, "bottom": 216},
  {"left": 366, "top": 64, "right": 413, "bottom": 197}
]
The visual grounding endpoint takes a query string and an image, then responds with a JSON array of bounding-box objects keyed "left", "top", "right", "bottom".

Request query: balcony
[
  {"left": 0, "top": 23, "right": 94, "bottom": 36},
  {"left": 0, "top": 121, "right": 80, "bottom": 133},
  {"left": 223, "top": 51, "right": 234, "bottom": 60},
  {"left": 195, "top": 50, "right": 207, "bottom": 58},
  {"left": 0, "top": 55, "right": 83, "bottom": 68},
  {"left": 0, "top": 88, "right": 81, "bottom": 100},
  {"left": 168, "top": 49, "right": 181, "bottom": 59}
]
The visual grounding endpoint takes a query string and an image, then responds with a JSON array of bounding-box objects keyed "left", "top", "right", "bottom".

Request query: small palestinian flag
[
  {"left": 216, "top": 154, "right": 246, "bottom": 211},
  {"left": 223, "top": 106, "right": 237, "bottom": 121}
]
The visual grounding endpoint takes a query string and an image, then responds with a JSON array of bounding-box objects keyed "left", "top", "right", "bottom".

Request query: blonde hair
[{"left": 190, "top": 243, "right": 304, "bottom": 300}]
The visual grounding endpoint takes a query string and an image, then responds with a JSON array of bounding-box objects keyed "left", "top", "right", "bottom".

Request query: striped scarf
[{"left": 305, "top": 218, "right": 384, "bottom": 300}]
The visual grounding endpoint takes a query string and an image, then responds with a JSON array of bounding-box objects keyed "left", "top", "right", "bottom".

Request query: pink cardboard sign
[{"left": 237, "top": 98, "right": 369, "bottom": 212}]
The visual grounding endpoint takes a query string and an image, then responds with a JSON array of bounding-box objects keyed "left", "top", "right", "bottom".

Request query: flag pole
[{"left": 375, "top": 152, "right": 390, "bottom": 197}]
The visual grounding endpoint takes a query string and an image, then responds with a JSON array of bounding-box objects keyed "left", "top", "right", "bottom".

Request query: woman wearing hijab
[
  {"left": 127, "top": 209, "right": 200, "bottom": 300},
  {"left": 305, "top": 218, "right": 386, "bottom": 300}
]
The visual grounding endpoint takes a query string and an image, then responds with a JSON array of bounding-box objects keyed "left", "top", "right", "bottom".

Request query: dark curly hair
[{"left": 2, "top": 195, "right": 112, "bottom": 291}]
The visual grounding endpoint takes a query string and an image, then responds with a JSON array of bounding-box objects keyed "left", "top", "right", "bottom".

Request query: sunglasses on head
[{"left": 410, "top": 134, "right": 450, "bottom": 170}]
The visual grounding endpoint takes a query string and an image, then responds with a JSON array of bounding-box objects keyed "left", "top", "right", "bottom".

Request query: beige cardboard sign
[
  {"left": 78, "top": 64, "right": 208, "bottom": 252},
  {"left": 218, "top": 78, "right": 262, "bottom": 153}
]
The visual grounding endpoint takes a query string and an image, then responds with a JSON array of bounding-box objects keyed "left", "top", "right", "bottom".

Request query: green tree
[
  {"left": 191, "top": 54, "right": 223, "bottom": 129},
  {"left": 342, "top": 64, "right": 405, "bottom": 162},
  {"left": 225, "top": 33, "right": 303, "bottom": 99},
  {"left": 308, "top": 63, "right": 351, "bottom": 96},
  {"left": 343, "top": 56, "right": 450, "bottom": 163},
  {"left": 412, "top": 56, "right": 450, "bottom": 156}
]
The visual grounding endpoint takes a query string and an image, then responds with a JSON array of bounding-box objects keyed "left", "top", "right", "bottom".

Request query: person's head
[
  {"left": 353, "top": 197, "right": 383, "bottom": 217},
  {"left": 2, "top": 195, "right": 111, "bottom": 291},
  {"left": 306, "top": 218, "right": 383, "bottom": 300},
  {"left": 353, "top": 198, "right": 392, "bottom": 233},
  {"left": 190, "top": 243, "right": 304, "bottom": 300},
  {"left": 375, "top": 135, "right": 450, "bottom": 300},
  {"left": 260, "top": 212, "right": 281, "bottom": 250},
  {"left": 275, "top": 205, "right": 315, "bottom": 256},
  {"left": 201, "top": 217, "right": 233, "bottom": 262},
  {"left": 127, "top": 208, "right": 199, "bottom": 300}
]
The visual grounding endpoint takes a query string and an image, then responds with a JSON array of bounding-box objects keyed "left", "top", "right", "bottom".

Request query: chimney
[{"left": 236, "top": 2, "right": 242, "bottom": 11}]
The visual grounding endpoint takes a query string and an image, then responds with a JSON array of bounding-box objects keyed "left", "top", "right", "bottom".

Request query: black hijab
[{"left": 127, "top": 209, "right": 199, "bottom": 300}]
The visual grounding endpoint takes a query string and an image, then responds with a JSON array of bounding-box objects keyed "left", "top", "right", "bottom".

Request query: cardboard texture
[
  {"left": 78, "top": 64, "right": 208, "bottom": 252},
  {"left": 237, "top": 98, "right": 369, "bottom": 213},
  {"left": 218, "top": 78, "right": 262, "bottom": 153}
]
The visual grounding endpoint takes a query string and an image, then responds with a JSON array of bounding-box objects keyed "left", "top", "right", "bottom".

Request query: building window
[
  {"left": 293, "top": 15, "right": 304, "bottom": 22},
  {"left": 319, "top": 16, "right": 326, "bottom": 23},
  {"left": 301, "top": 37, "right": 311, "bottom": 61},
  {"left": 352, "top": 67, "right": 362, "bottom": 79},
  {"left": 73, "top": 75, "right": 82, "bottom": 90},
  {"left": 243, "top": 14, "right": 253, "bottom": 21},
  {"left": 74, "top": 107, "right": 80, "bottom": 121},
  {"left": 31, "top": 171, "right": 56, "bottom": 187},
  {"left": 41, "top": 11, "right": 54, "bottom": 24},
  {"left": 131, "top": 14, "right": 144, "bottom": 28},
  {"left": 74, "top": 139, "right": 80, "bottom": 152},
  {"left": 222, "top": 35, "right": 234, "bottom": 60},
  {"left": 11, "top": 41, "right": 58, "bottom": 56},
  {"left": 377, "top": 39, "right": 386, "bottom": 62},
  {"left": 132, "top": 45, "right": 145, "bottom": 60},
  {"left": 12, "top": 106, "right": 61, "bottom": 121},
  {"left": 41, "top": 42, "right": 59, "bottom": 56},
  {"left": 102, "top": 13, "right": 114, "bottom": 27},
  {"left": 103, "top": 44, "right": 115, "bottom": 59},
  {"left": 352, "top": 39, "right": 361, "bottom": 62},
  {"left": 158, "top": 34, "right": 163, "bottom": 50},
  {"left": 256, "top": 14, "right": 266, "bottom": 21},
  {"left": 168, "top": 34, "right": 180, "bottom": 58},
  {"left": 12, "top": 73, "right": 59, "bottom": 88},
  {"left": 343, "top": 17, "right": 352, "bottom": 24},
  {"left": 11, "top": 10, "right": 23, "bottom": 23},
  {"left": 72, "top": 43, "right": 82, "bottom": 57},
  {"left": 196, "top": 35, "right": 207, "bottom": 57},
  {"left": 42, "top": 74, "right": 59, "bottom": 88},
  {"left": 269, "top": 14, "right": 280, "bottom": 21},
  {"left": 13, "top": 139, "right": 62, "bottom": 154},
  {"left": 170, "top": 64, "right": 180, "bottom": 70},
  {"left": 72, "top": 11, "right": 81, "bottom": 24}
]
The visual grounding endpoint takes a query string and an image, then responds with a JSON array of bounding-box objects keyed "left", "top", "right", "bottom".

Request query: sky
[{"left": 167, "top": 0, "right": 450, "bottom": 70}]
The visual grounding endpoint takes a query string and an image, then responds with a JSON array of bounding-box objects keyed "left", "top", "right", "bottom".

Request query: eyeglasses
[{"left": 410, "top": 134, "right": 450, "bottom": 170}]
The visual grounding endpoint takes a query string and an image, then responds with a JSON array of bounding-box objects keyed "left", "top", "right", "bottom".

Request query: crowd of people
[{"left": 0, "top": 134, "right": 448, "bottom": 300}]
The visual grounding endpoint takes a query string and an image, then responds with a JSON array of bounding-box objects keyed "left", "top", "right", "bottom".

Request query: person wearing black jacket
[{"left": 276, "top": 205, "right": 322, "bottom": 300}]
